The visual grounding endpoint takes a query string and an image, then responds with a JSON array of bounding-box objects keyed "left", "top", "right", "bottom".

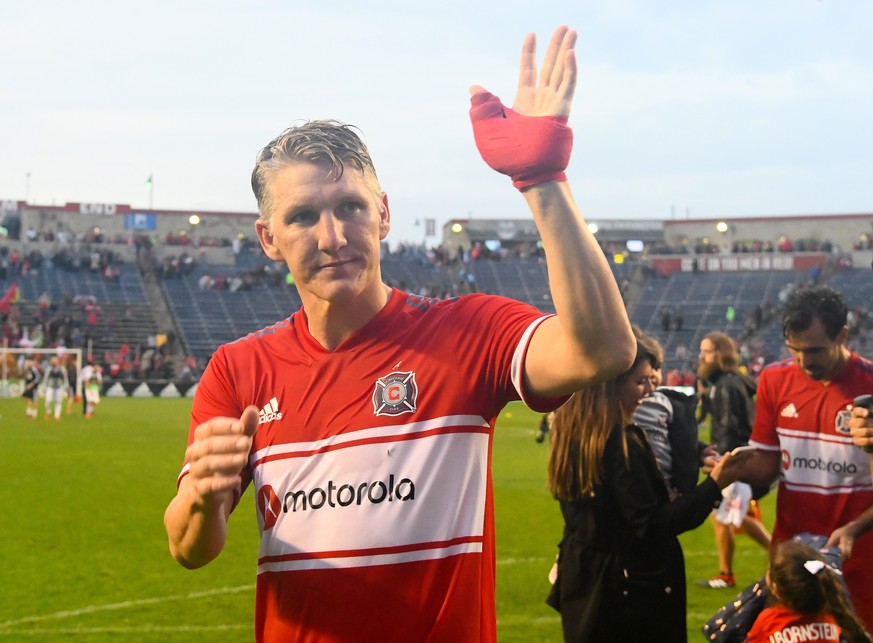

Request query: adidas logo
[
  {"left": 258, "top": 397, "right": 283, "bottom": 424},
  {"left": 780, "top": 403, "right": 799, "bottom": 419}
]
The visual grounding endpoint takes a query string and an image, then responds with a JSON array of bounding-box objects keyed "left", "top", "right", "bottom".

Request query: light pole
[{"left": 145, "top": 174, "right": 154, "bottom": 211}]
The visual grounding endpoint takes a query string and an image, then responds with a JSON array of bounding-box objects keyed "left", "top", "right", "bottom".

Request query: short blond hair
[{"left": 251, "top": 120, "right": 382, "bottom": 227}]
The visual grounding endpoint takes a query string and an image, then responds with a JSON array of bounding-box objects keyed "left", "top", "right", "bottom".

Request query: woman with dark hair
[
  {"left": 745, "top": 540, "right": 872, "bottom": 642},
  {"left": 546, "top": 339, "right": 749, "bottom": 642}
]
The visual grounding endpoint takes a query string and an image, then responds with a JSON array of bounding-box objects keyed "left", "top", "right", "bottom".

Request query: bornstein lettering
[
  {"left": 766, "top": 621, "right": 839, "bottom": 643},
  {"left": 283, "top": 474, "right": 415, "bottom": 512},
  {"left": 791, "top": 456, "right": 858, "bottom": 475}
]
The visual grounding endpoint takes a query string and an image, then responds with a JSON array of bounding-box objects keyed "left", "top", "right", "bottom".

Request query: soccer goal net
[{"left": 0, "top": 346, "right": 83, "bottom": 399}]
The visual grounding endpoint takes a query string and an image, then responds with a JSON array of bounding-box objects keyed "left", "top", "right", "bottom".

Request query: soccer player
[
  {"left": 22, "top": 357, "right": 41, "bottom": 419},
  {"left": 163, "top": 26, "right": 635, "bottom": 642},
  {"left": 735, "top": 285, "right": 873, "bottom": 630},
  {"left": 42, "top": 356, "right": 69, "bottom": 421},
  {"left": 80, "top": 359, "right": 103, "bottom": 418}
]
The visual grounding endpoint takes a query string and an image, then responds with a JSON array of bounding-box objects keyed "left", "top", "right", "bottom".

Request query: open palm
[
  {"left": 469, "top": 26, "right": 577, "bottom": 120},
  {"left": 512, "top": 26, "right": 577, "bottom": 118}
]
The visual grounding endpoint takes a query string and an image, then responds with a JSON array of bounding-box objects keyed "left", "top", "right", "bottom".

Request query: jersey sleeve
[
  {"left": 450, "top": 295, "right": 569, "bottom": 414},
  {"left": 177, "top": 347, "right": 251, "bottom": 503},
  {"left": 748, "top": 367, "right": 780, "bottom": 451},
  {"left": 190, "top": 348, "right": 243, "bottom": 432}
]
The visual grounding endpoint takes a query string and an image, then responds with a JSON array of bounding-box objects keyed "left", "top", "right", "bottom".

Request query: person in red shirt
[
  {"left": 745, "top": 539, "right": 870, "bottom": 643},
  {"left": 163, "top": 25, "right": 635, "bottom": 643},
  {"left": 735, "top": 285, "right": 873, "bottom": 630}
]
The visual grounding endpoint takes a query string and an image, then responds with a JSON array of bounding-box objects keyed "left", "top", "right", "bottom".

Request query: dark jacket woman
[
  {"left": 547, "top": 340, "right": 744, "bottom": 642},
  {"left": 548, "top": 423, "right": 721, "bottom": 641}
]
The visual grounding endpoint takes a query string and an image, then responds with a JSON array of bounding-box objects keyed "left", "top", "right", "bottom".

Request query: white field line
[
  {"left": 0, "top": 624, "right": 250, "bottom": 636},
  {"left": 0, "top": 584, "right": 255, "bottom": 629},
  {"left": 2, "top": 557, "right": 550, "bottom": 633},
  {"left": 496, "top": 556, "right": 550, "bottom": 565}
]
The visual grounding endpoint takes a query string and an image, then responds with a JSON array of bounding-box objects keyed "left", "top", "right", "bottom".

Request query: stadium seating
[
  {"left": 471, "top": 257, "right": 555, "bottom": 313},
  {"left": 8, "top": 246, "right": 869, "bottom": 376},
  {"left": 15, "top": 262, "right": 147, "bottom": 304},
  {"left": 6, "top": 263, "right": 157, "bottom": 357},
  {"left": 629, "top": 270, "right": 804, "bottom": 372}
]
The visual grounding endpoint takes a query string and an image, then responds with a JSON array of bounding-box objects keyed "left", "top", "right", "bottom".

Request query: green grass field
[{"left": 0, "top": 398, "right": 775, "bottom": 641}]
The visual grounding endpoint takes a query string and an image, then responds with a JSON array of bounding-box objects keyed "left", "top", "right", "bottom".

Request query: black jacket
[
  {"left": 708, "top": 370, "right": 756, "bottom": 453},
  {"left": 547, "top": 423, "right": 722, "bottom": 643}
]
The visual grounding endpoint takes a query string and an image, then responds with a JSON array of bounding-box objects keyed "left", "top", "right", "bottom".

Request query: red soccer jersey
[
  {"left": 745, "top": 604, "right": 840, "bottom": 643},
  {"left": 749, "top": 353, "right": 873, "bottom": 629},
  {"left": 180, "top": 290, "right": 563, "bottom": 642}
]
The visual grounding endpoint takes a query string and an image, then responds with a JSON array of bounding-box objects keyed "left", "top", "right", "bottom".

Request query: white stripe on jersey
[
  {"left": 258, "top": 539, "right": 483, "bottom": 574},
  {"left": 777, "top": 427, "right": 873, "bottom": 496},
  {"left": 249, "top": 414, "right": 489, "bottom": 466},
  {"left": 255, "top": 429, "right": 489, "bottom": 572},
  {"left": 778, "top": 426, "right": 857, "bottom": 446},
  {"left": 511, "top": 316, "right": 551, "bottom": 403}
]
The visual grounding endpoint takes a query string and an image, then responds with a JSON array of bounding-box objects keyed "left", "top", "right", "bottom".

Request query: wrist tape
[{"left": 469, "top": 91, "right": 572, "bottom": 191}]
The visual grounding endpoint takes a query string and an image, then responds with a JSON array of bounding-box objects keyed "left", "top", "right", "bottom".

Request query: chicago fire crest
[{"left": 373, "top": 371, "right": 418, "bottom": 416}]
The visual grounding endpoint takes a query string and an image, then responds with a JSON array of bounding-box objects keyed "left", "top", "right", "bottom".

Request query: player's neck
[{"left": 303, "top": 282, "right": 392, "bottom": 351}]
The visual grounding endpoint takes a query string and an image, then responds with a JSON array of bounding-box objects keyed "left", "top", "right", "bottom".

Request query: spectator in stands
[
  {"left": 197, "top": 273, "right": 215, "bottom": 290},
  {"left": 164, "top": 26, "right": 636, "bottom": 642},
  {"left": 661, "top": 306, "right": 672, "bottom": 331}
]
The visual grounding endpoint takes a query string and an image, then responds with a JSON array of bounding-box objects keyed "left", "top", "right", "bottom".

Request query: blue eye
[
  {"left": 289, "top": 211, "right": 318, "bottom": 226},
  {"left": 341, "top": 201, "right": 364, "bottom": 215}
]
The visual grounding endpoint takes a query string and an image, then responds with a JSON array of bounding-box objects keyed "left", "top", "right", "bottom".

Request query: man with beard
[
  {"left": 696, "top": 331, "right": 771, "bottom": 589},
  {"left": 735, "top": 286, "right": 873, "bottom": 630}
]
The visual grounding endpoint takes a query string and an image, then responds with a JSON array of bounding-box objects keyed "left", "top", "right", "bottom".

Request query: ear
[
  {"left": 378, "top": 193, "right": 391, "bottom": 241},
  {"left": 836, "top": 325, "right": 849, "bottom": 346},
  {"left": 255, "top": 219, "right": 284, "bottom": 263}
]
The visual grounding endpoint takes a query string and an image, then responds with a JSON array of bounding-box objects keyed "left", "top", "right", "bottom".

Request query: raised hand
[
  {"left": 512, "top": 26, "right": 577, "bottom": 119},
  {"left": 468, "top": 26, "right": 578, "bottom": 191}
]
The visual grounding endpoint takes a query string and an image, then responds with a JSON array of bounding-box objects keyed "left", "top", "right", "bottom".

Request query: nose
[
  {"left": 316, "top": 212, "right": 346, "bottom": 253},
  {"left": 643, "top": 379, "right": 656, "bottom": 396}
]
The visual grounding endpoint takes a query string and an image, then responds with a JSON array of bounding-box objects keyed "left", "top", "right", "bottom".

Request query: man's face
[
  {"left": 255, "top": 161, "right": 390, "bottom": 307},
  {"left": 699, "top": 338, "right": 718, "bottom": 367},
  {"left": 784, "top": 316, "right": 848, "bottom": 382}
]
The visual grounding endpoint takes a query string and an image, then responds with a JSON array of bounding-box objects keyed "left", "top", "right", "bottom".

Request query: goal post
[{"left": 0, "top": 346, "right": 83, "bottom": 399}]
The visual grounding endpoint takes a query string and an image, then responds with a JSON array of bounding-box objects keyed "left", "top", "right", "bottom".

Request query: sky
[{"left": 2, "top": 1, "right": 872, "bottom": 246}]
